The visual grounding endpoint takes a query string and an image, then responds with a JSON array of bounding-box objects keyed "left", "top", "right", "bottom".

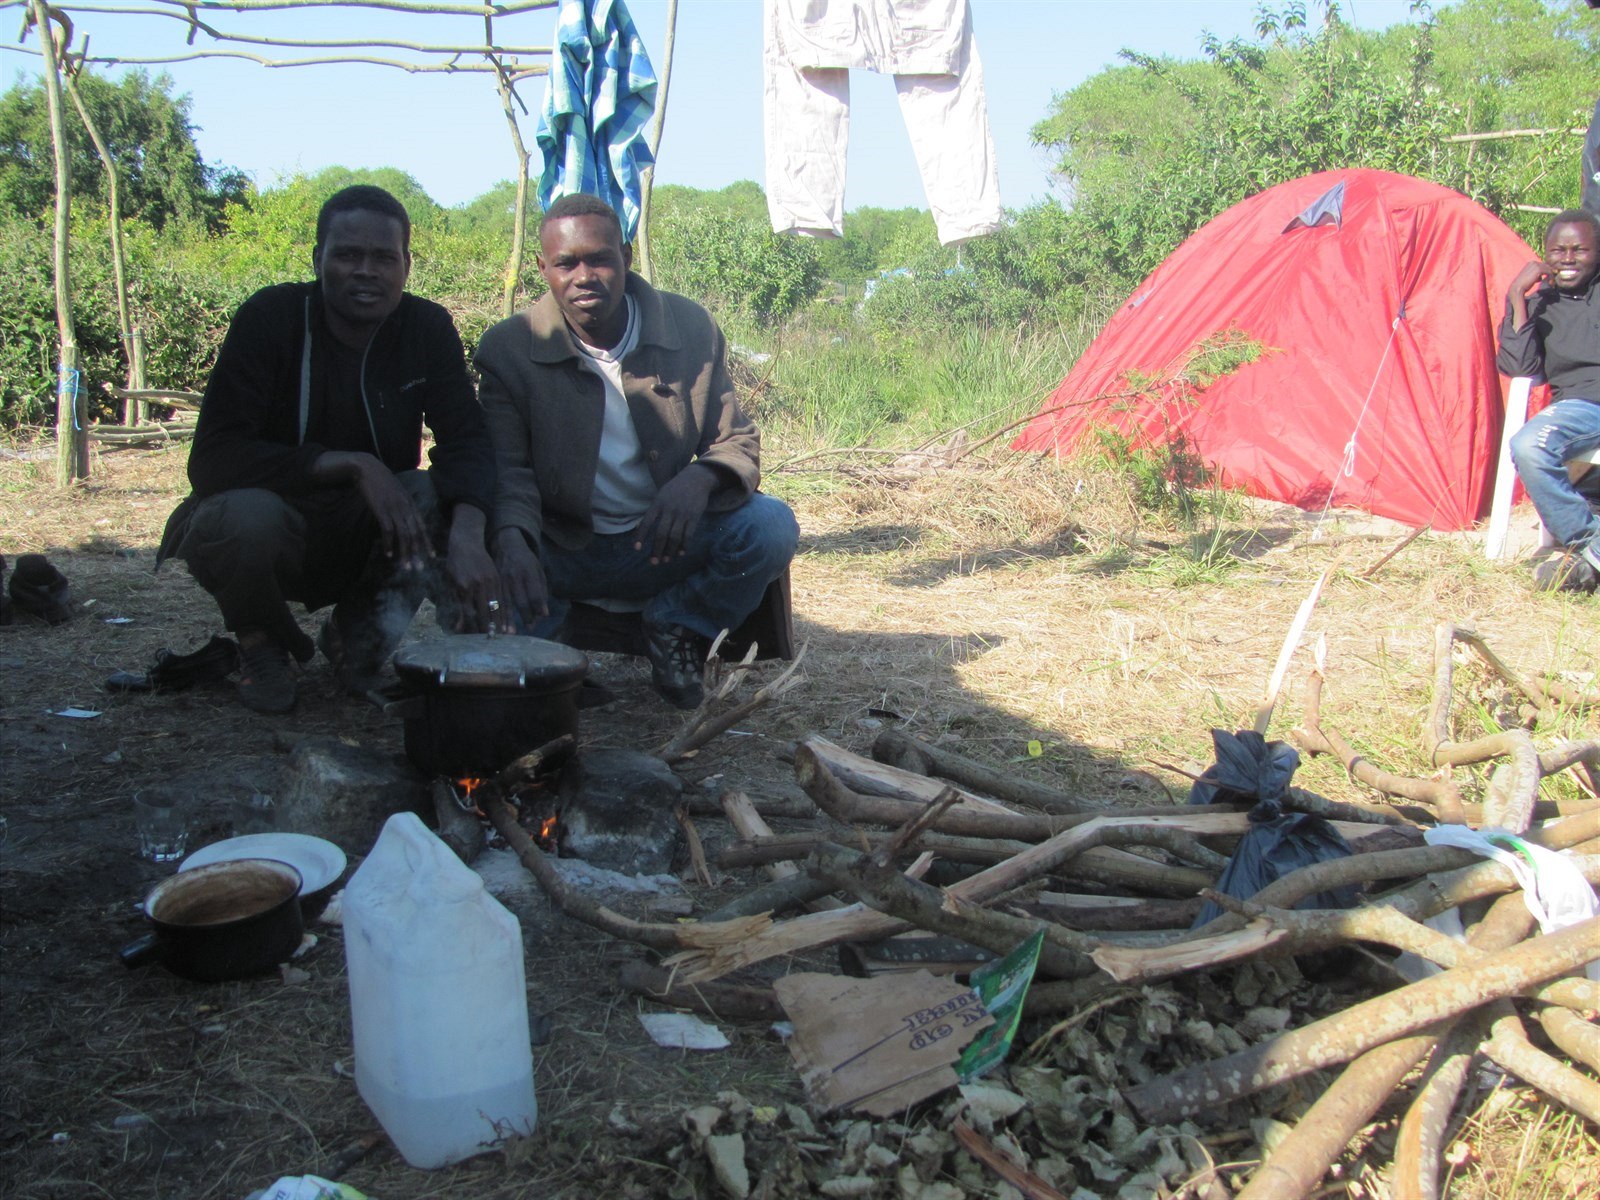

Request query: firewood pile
[{"left": 479, "top": 624, "right": 1598, "bottom": 1200}]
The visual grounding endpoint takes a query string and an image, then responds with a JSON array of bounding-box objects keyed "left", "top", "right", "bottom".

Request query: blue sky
[{"left": 5, "top": 0, "right": 1429, "bottom": 211}]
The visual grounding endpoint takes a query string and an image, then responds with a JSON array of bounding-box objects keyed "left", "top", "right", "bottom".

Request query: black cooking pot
[
  {"left": 391, "top": 634, "right": 588, "bottom": 777},
  {"left": 120, "top": 858, "right": 305, "bottom": 982}
]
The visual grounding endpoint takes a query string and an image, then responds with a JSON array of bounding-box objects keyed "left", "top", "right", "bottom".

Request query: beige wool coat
[{"left": 474, "top": 273, "right": 761, "bottom": 552}]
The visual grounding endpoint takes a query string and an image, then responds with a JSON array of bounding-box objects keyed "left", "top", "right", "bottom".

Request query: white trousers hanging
[{"left": 762, "top": 0, "right": 1004, "bottom": 246}]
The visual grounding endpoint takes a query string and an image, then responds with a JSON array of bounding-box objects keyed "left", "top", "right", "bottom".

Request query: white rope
[{"left": 1311, "top": 312, "right": 1402, "bottom": 538}]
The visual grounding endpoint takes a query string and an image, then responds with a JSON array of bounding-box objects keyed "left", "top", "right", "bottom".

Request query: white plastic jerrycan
[{"left": 343, "top": 812, "right": 537, "bottom": 1168}]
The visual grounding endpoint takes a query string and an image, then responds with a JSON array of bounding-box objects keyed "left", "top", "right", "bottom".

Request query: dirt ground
[{"left": 2, "top": 441, "right": 1597, "bottom": 1200}]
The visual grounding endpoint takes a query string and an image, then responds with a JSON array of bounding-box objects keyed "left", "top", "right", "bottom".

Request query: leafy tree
[
  {"left": 1429, "top": 0, "right": 1600, "bottom": 217},
  {"left": 214, "top": 166, "right": 445, "bottom": 281},
  {"left": 449, "top": 178, "right": 522, "bottom": 240},
  {"left": 1030, "top": 56, "right": 1224, "bottom": 213},
  {"left": 857, "top": 201, "right": 1100, "bottom": 336},
  {"left": 0, "top": 68, "right": 245, "bottom": 229},
  {"left": 649, "top": 180, "right": 770, "bottom": 227},
  {"left": 1029, "top": 0, "right": 1600, "bottom": 298},
  {"left": 644, "top": 182, "right": 824, "bottom": 326},
  {"left": 0, "top": 209, "right": 247, "bottom": 427},
  {"left": 646, "top": 183, "right": 937, "bottom": 293}
]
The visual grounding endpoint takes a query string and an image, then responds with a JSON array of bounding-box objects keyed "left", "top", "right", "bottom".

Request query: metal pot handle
[
  {"left": 433, "top": 666, "right": 527, "bottom": 687},
  {"left": 118, "top": 933, "right": 162, "bottom": 970},
  {"left": 381, "top": 695, "right": 426, "bottom": 720}
]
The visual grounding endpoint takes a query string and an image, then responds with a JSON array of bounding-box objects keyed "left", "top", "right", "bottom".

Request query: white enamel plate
[{"left": 180, "top": 833, "right": 347, "bottom": 896}]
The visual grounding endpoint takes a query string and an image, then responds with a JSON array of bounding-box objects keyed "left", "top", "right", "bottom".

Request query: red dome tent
[{"left": 1013, "top": 170, "right": 1539, "bottom": 530}]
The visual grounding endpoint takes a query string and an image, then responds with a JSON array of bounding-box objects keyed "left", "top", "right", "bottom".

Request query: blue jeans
[
  {"left": 534, "top": 493, "right": 799, "bottom": 641},
  {"left": 1509, "top": 398, "right": 1600, "bottom": 552}
]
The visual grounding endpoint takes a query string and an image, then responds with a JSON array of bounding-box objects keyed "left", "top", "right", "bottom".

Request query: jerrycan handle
[{"left": 380, "top": 813, "right": 481, "bottom": 904}]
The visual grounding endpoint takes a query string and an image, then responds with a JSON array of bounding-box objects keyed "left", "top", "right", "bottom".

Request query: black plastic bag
[
  {"left": 1188, "top": 728, "right": 1299, "bottom": 810},
  {"left": 1189, "top": 729, "right": 1357, "bottom": 927}
]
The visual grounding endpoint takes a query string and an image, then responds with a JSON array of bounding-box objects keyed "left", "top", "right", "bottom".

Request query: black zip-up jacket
[
  {"left": 1496, "top": 280, "right": 1600, "bottom": 405},
  {"left": 183, "top": 281, "right": 495, "bottom": 512}
]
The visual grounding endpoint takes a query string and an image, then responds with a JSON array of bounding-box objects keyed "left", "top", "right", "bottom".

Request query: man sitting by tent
[
  {"left": 476, "top": 194, "right": 798, "bottom": 709},
  {"left": 1499, "top": 208, "right": 1600, "bottom": 593},
  {"left": 158, "top": 185, "right": 501, "bottom": 713}
]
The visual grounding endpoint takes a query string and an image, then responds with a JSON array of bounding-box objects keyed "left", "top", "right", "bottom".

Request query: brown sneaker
[{"left": 237, "top": 634, "right": 296, "bottom": 714}]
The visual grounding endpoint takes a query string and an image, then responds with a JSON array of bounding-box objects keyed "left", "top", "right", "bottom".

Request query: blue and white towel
[{"left": 536, "top": 0, "right": 658, "bottom": 241}]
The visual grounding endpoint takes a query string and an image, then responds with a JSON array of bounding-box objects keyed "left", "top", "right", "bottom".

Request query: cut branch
[
  {"left": 1481, "top": 1001, "right": 1600, "bottom": 1123},
  {"left": 1391, "top": 1011, "right": 1492, "bottom": 1200},
  {"left": 809, "top": 842, "right": 1098, "bottom": 979},
  {"left": 617, "top": 960, "right": 783, "bottom": 1023},
  {"left": 1293, "top": 664, "right": 1465, "bottom": 821},
  {"left": 668, "top": 812, "right": 1247, "bottom": 984},
  {"left": 1121, "top": 916, "right": 1600, "bottom": 1123},
  {"left": 656, "top": 643, "right": 806, "bottom": 763},
  {"left": 482, "top": 795, "right": 768, "bottom": 955},
  {"left": 871, "top": 727, "right": 1088, "bottom": 813},
  {"left": 1094, "top": 851, "right": 1600, "bottom": 983},
  {"left": 1235, "top": 1030, "right": 1445, "bottom": 1200}
]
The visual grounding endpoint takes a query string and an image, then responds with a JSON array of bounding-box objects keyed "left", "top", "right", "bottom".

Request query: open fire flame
[
  {"left": 451, "top": 776, "right": 488, "bottom": 821},
  {"left": 452, "top": 777, "right": 559, "bottom": 853}
]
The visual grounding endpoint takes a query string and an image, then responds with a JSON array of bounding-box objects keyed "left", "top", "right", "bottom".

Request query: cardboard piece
[{"left": 774, "top": 970, "right": 994, "bottom": 1117}]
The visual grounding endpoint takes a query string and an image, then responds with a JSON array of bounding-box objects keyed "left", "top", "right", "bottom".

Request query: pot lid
[{"left": 393, "top": 634, "right": 588, "bottom": 688}]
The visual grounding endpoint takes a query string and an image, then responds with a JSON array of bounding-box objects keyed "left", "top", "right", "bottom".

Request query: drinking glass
[{"left": 133, "top": 787, "right": 192, "bottom": 863}]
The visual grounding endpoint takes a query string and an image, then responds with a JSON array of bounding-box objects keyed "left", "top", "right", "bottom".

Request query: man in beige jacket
[{"left": 475, "top": 194, "right": 798, "bottom": 707}]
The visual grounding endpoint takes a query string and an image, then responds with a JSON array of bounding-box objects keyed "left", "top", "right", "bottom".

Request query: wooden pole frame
[
  {"left": 12, "top": 0, "right": 574, "bottom": 470},
  {"left": 30, "top": 0, "right": 87, "bottom": 484},
  {"left": 633, "top": 0, "right": 677, "bottom": 283},
  {"left": 62, "top": 65, "right": 146, "bottom": 419},
  {"left": 490, "top": 48, "right": 534, "bottom": 318}
]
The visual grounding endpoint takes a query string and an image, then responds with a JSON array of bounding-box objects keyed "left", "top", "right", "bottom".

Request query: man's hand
[
  {"left": 443, "top": 505, "right": 501, "bottom": 632},
  {"left": 313, "top": 450, "right": 432, "bottom": 569},
  {"left": 1508, "top": 260, "right": 1553, "bottom": 332},
  {"left": 495, "top": 527, "right": 549, "bottom": 627},
  {"left": 634, "top": 464, "right": 717, "bottom": 564},
  {"left": 1511, "top": 260, "right": 1552, "bottom": 297}
]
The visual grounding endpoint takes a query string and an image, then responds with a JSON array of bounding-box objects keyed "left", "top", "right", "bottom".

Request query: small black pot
[
  {"left": 120, "top": 859, "right": 305, "bottom": 982},
  {"left": 391, "top": 635, "right": 588, "bottom": 777}
]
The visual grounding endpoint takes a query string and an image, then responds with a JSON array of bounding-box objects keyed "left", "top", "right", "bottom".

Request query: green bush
[
  {"left": 0, "top": 219, "right": 60, "bottom": 427},
  {"left": 651, "top": 206, "right": 823, "bottom": 327},
  {"left": 0, "top": 214, "right": 133, "bottom": 427},
  {"left": 0, "top": 169, "right": 551, "bottom": 430},
  {"left": 856, "top": 201, "right": 1113, "bottom": 338},
  {"left": 1091, "top": 426, "right": 1217, "bottom": 523}
]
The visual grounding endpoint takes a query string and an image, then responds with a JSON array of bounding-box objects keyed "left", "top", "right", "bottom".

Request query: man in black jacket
[
  {"left": 159, "top": 186, "right": 499, "bottom": 713},
  {"left": 1498, "top": 209, "right": 1600, "bottom": 593}
]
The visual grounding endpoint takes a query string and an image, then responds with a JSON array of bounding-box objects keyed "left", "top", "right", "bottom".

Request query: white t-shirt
[{"left": 571, "top": 297, "right": 657, "bottom": 534}]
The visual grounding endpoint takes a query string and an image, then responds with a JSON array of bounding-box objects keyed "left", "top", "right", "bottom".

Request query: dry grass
[
  {"left": 2, "top": 436, "right": 1596, "bottom": 1199},
  {"left": 778, "top": 452, "right": 1596, "bottom": 810},
  {"left": 1445, "top": 1080, "right": 1600, "bottom": 1199}
]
